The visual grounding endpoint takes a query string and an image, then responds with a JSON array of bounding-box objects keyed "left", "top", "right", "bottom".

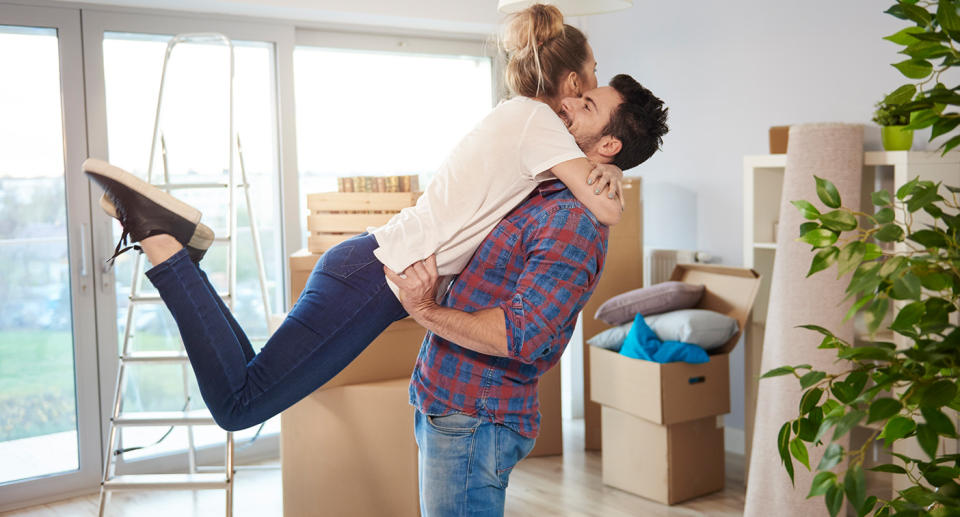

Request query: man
[{"left": 385, "top": 74, "right": 668, "bottom": 516}]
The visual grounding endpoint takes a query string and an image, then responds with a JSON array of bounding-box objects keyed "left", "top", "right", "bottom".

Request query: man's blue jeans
[
  {"left": 414, "top": 410, "right": 535, "bottom": 516},
  {"left": 145, "top": 233, "right": 408, "bottom": 431}
]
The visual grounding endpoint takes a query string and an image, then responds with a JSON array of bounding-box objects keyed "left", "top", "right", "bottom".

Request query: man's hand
[
  {"left": 384, "top": 255, "right": 440, "bottom": 323},
  {"left": 586, "top": 162, "right": 624, "bottom": 210}
]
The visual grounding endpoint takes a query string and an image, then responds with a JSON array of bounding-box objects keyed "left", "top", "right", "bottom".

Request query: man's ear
[{"left": 597, "top": 135, "right": 622, "bottom": 160}]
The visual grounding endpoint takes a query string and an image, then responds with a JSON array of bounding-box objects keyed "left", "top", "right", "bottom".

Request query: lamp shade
[{"left": 497, "top": 0, "right": 633, "bottom": 16}]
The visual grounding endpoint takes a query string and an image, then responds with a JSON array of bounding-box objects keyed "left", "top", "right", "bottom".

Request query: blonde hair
[{"left": 502, "top": 3, "right": 589, "bottom": 99}]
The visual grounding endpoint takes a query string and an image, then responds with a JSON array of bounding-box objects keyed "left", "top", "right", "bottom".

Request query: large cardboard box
[
  {"left": 589, "top": 263, "right": 760, "bottom": 503},
  {"left": 601, "top": 406, "right": 725, "bottom": 505},
  {"left": 281, "top": 378, "right": 418, "bottom": 517}
]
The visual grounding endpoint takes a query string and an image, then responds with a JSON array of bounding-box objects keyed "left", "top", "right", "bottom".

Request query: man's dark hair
[{"left": 605, "top": 74, "right": 668, "bottom": 170}]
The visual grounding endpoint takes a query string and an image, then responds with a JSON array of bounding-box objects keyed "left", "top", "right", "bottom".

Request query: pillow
[
  {"left": 644, "top": 309, "right": 739, "bottom": 350},
  {"left": 586, "top": 321, "right": 633, "bottom": 351},
  {"left": 593, "top": 281, "right": 705, "bottom": 325}
]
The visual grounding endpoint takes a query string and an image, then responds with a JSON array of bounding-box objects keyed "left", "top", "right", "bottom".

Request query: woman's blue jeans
[
  {"left": 414, "top": 410, "right": 535, "bottom": 517},
  {"left": 145, "top": 233, "right": 408, "bottom": 431}
]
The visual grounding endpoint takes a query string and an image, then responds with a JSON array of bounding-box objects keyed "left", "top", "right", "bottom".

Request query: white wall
[{"left": 582, "top": 0, "right": 912, "bottom": 433}]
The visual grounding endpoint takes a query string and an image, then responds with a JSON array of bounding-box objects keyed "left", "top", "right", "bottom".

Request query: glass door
[{"left": 0, "top": 4, "right": 101, "bottom": 510}]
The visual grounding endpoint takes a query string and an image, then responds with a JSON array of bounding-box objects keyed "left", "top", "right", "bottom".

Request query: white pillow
[
  {"left": 644, "top": 309, "right": 739, "bottom": 350},
  {"left": 586, "top": 322, "right": 633, "bottom": 351}
]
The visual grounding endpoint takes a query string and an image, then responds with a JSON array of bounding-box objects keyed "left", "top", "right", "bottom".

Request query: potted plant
[
  {"left": 766, "top": 175, "right": 960, "bottom": 516},
  {"left": 874, "top": 101, "right": 914, "bottom": 151}
]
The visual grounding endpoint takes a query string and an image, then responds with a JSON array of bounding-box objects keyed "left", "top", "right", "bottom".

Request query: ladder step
[
  {"left": 130, "top": 294, "right": 230, "bottom": 304},
  {"left": 113, "top": 410, "right": 217, "bottom": 426},
  {"left": 103, "top": 473, "right": 229, "bottom": 490},
  {"left": 122, "top": 351, "right": 190, "bottom": 363}
]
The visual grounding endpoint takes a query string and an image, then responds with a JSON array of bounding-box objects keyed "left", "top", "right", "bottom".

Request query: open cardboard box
[
  {"left": 590, "top": 263, "right": 761, "bottom": 424},
  {"left": 589, "top": 263, "right": 760, "bottom": 504}
]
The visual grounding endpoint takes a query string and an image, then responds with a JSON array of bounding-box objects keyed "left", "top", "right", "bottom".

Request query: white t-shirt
[{"left": 371, "top": 96, "right": 585, "bottom": 296}]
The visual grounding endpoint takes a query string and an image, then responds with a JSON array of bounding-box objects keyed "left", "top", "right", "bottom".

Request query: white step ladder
[{"left": 97, "top": 33, "right": 274, "bottom": 517}]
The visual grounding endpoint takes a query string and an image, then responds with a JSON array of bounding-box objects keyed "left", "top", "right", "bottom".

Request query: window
[{"left": 293, "top": 40, "right": 494, "bottom": 247}]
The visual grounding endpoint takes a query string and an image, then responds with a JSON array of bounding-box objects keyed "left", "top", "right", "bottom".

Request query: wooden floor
[{"left": 2, "top": 420, "right": 745, "bottom": 517}]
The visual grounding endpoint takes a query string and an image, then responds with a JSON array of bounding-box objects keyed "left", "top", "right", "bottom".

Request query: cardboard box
[
  {"left": 590, "top": 263, "right": 761, "bottom": 424},
  {"left": 581, "top": 178, "right": 644, "bottom": 450},
  {"left": 288, "top": 248, "right": 563, "bottom": 457},
  {"left": 769, "top": 125, "right": 790, "bottom": 154},
  {"left": 306, "top": 192, "right": 420, "bottom": 253},
  {"left": 281, "top": 378, "right": 418, "bottom": 517},
  {"left": 601, "top": 406, "right": 725, "bottom": 505}
]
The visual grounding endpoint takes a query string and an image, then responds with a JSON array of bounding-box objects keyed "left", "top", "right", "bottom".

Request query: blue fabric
[
  {"left": 619, "top": 313, "right": 710, "bottom": 364},
  {"left": 414, "top": 409, "right": 535, "bottom": 517},
  {"left": 145, "top": 233, "right": 408, "bottom": 431}
]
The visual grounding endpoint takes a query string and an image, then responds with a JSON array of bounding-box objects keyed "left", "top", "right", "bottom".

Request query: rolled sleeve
[{"left": 500, "top": 208, "right": 604, "bottom": 364}]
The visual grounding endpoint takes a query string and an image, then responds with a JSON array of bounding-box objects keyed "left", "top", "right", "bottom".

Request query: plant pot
[{"left": 881, "top": 125, "right": 913, "bottom": 151}]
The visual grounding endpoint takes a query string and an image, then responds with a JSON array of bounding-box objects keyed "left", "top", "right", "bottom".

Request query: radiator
[{"left": 644, "top": 249, "right": 707, "bottom": 286}]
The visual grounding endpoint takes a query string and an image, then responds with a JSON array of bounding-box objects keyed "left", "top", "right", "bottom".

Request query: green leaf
[
  {"left": 921, "top": 407, "right": 956, "bottom": 437},
  {"left": 799, "top": 222, "right": 820, "bottom": 238},
  {"left": 917, "top": 423, "right": 939, "bottom": 459},
  {"left": 863, "top": 243, "right": 883, "bottom": 261},
  {"left": 891, "top": 301, "right": 925, "bottom": 333},
  {"left": 897, "top": 177, "right": 920, "bottom": 200},
  {"left": 942, "top": 133, "right": 960, "bottom": 154},
  {"left": 790, "top": 437, "right": 810, "bottom": 470},
  {"left": 931, "top": 116, "right": 960, "bottom": 140},
  {"left": 800, "top": 387, "right": 824, "bottom": 414},
  {"left": 922, "top": 380, "right": 958, "bottom": 407},
  {"left": 798, "top": 325, "right": 835, "bottom": 337},
  {"left": 800, "top": 371, "right": 827, "bottom": 390},
  {"left": 919, "top": 271, "right": 950, "bottom": 291},
  {"left": 939, "top": 0, "right": 960, "bottom": 31},
  {"left": 837, "top": 241, "right": 867, "bottom": 277},
  {"left": 866, "top": 297, "right": 890, "bottom": 334},
  {"left": 761, "top": 366, "right": 795, "bottom": 379},
  {"left": 879, "top": 255, "right": 906, "bottom": 277},
  {"left": 868, "top": 398, "right": 902, "bottom": 423},
  {"left": 818, "top": 442, "right": 845, "bottom": 471},
  {"left": 872, "top": 190, "right": 893, "bottom": 206},
  {"left": 846, "top": 262, "right": 882, "bottom": 295},
  {"left": 808, "top": 247, "right": 839, "bottom": 277},
  {"left": 792, "top": 200, "right": 821, "bottom": 220},
  {"left": 844, "top": 296, "right": 872, "bottom": 322},
  {"left": 825, "top": 483, "right": 844, "bottom": 517},
  {"left": 873, "top": 207, "right": 895, "bottom": 224},
  {"left": 833, "top": 410, "right": 866, "bottom": 441},
  {"left": 880, "top": 416, "right": 917, "bottom": 444},
  {"left": 808, "top": 471, "right": 837, "bottom": 498},
  {"left": 923, "top": 466, "right": 960, "bottom": 487},
  {"left": 815, "top": 176, "right": 842, "bottom": 208},
  {"left": 800, "top": 229, "right": 839, "bottom": 248},
  {"left": 844, "top": 463, "right": 866, "bottom": 512},
  {"left": 869, "top": 463, "right": 907, "bottom": 474},
  {"left": 893, "top": 58, "right": 933, "bottom": 79},
  {"left": 875, "top": 223, "right": 905, "bottom": 242},
  {"left": 883, "top": 27, "right": 924, "bottom": 46},
  {"left": 778, "top": 421, "right": 795, "bottom": 485},
  {"left": 909, "top": 229, "right": 949, "bottom": 248},
  {"left": 906, "top": 184, "right": 944, "bottom": 212},
  {"left": 820, "top": 210, "right": 858, "bottom": 232},
  {"left": 892, "top": 272, "right": 923, "bottom": 300}
]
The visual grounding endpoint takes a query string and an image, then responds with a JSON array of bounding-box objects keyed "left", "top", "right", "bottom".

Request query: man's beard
[{"left": 574, "top": 132, "right": 601, "bottom": 153}]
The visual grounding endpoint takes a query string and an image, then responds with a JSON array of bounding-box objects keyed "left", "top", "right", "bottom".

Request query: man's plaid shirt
[{"left": 409, "top": 180, "right": 609, "bottom": 438}]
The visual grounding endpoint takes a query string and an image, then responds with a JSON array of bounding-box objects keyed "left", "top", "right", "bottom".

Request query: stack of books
[{"left": 337, "top": 175, "right": 420, "bottom": 193}]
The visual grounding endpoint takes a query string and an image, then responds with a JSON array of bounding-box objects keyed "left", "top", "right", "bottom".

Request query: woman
[{"left": 84, "top": 3, "right": 622, "bottom": 431}]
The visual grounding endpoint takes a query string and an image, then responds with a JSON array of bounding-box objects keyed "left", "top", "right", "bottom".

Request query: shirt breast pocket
[{"left": 482, "top": 227, "right": 521, "bottom": 270}]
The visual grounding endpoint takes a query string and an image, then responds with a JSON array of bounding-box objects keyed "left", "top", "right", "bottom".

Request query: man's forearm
[{"left": 415, "top": 304, "right": 510, "bottom": 357}]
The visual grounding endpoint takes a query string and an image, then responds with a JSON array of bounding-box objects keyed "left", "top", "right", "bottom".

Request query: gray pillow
[
  {"left": 594, "top": 281, "right": 705, "bottom": 325},
  {"left": 644, "top": 309, "right": 739, "bottom": 350},
  {"left": 586, "top": 321, "right": 633, "bottom": 351}
]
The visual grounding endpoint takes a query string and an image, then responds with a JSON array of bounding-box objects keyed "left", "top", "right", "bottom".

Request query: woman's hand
[
  {"left": 383, "top": 255, "right": 440, "bottom": 323},
  {"left": 586, "top": 162, "right": 624, "bottom": 210}
]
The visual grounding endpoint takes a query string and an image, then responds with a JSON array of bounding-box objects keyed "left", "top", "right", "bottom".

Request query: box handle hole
[{"left": 688, "top": 376, "right": 706, "bottom": 385}]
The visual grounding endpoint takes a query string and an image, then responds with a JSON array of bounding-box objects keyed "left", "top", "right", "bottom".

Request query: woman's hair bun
[{"left": 502, "top": 3, "right": 564, "bottom": 55}]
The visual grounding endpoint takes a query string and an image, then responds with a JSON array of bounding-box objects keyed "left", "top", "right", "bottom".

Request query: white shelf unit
[{"left": 742, "top": 151, "right": 960, "bottom": 491}]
